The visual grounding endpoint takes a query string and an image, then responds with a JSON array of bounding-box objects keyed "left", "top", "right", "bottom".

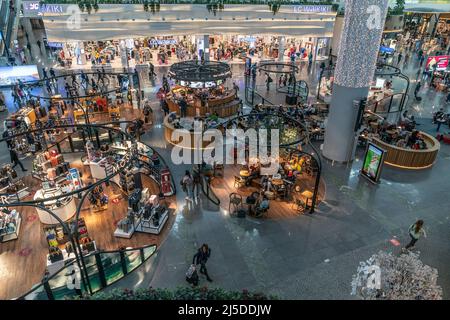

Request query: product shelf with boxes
[
  {"left": 135, "top": 194, "right": 168, "bottom": 235},
  {"left": 44, "top": 217, "right": 97, "bottom": 276},
  {"left": 32, "top": 150, "right": 70, "bottom": 182},
  {"left": 0, "top": 209, "right": 22, "bottom": 242},
  {"left": 0, "top": 164, "right": 29, "bottom": 200}
]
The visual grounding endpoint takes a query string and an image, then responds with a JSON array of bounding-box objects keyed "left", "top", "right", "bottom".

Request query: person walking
[
  {"left": 414, "top": 81, "right": 421, "bottom": 98},
  {"left": 404, "top": 220, "right": 426, "bottom": 250},
  {"left": 178, "top": 97, "right": 187, "bottom": 118},
  {"left": 9, "top": 148, "right": 27, "bottom": 172},
  {"left": 436, "top": 111, "right": 446, "bottom": 132},
  {"left": 265, "top": 73, "right": 272, "bottom": 91},
  {"left": 397, "top": 52, "right": 403, "bottom": 65},
  {"left": 42, "top": 68, "right": 48, "bottom": 79},
  {"left": 308, "top": 51, "right": 313, "bottom": 67},
  {"left": 193, "top": 244, "right": 212, "bottom": 282},
  {"left": 181, "top": 170, "right": 193, "bottom": 200},
  {"left": 233, "top": 81, "right": 239, "bottom": 93},
  {"left": 192, "top": 168, "right": 202, "bottom": 200}
]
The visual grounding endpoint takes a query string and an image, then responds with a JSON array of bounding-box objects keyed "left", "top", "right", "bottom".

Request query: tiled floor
[{"left": 2, "top": 31, "right": 450, "bottom": 299}]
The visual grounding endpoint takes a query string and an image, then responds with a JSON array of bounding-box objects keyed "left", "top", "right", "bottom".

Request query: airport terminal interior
[{"left": 0, "top": 0, "right": 449, "bottom": 300}]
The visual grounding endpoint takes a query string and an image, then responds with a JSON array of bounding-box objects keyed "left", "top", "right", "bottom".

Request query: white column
[
  {"left": 278, "top": 36, "right": 285, "bottom": 62},
  {"left": 323, "top": 0, "right": 389, "bottom": 163}
]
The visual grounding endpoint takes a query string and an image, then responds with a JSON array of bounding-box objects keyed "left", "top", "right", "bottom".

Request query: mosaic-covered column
[{"left": 323, "top": 0, "right": 389, "bottom": 162}]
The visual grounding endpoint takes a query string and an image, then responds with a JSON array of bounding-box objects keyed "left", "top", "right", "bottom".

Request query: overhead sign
[
  {"left": 426, "top": 55, "right": 450, "bottom": 71},
  {"left": 293, "top": 5, "right": 332, "bottom": 13},
  {"left": 22, "top": 1, "right": 63, "bottom": 17}
]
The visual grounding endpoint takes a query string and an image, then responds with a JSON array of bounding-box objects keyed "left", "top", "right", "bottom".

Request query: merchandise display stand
[
  {"left": 0, "top": 210, "right": 22, "bottom": 242},
  {"left": 46, "top": 249, "right": 76, "bottom": 276},
  {"left": 135, "top": 207, "right": 168, "bottom": 235},
  {"left": 34, "top": 189, "right": 76, "bottom": 224},
  {"left": 113, "top": 207, "right": 143, "bottom": 239}
]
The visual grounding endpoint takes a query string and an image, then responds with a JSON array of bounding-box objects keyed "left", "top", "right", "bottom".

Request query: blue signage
[
  {"left": 380, "top": 46, "right": 395, "bottom": 54},
  {"left": 22, "top": 1, "right": 63, "bottom": 16}
]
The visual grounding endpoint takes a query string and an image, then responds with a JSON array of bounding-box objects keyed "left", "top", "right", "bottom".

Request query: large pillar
[
  {"left": 428, "top": 14, "right": 439, "bottom": 37},
  {"left": 278, "top": 36, "right": 285, "bottom": 62},
  {"left": 323, "top": 0, "right": 389, "bottom": 163},
  {"left": 22, "top": 18, "right": 42, "bottom": 65}
]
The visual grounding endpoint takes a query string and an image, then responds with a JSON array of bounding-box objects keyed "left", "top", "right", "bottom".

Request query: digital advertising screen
[
  {"left": 426, "top": 55, "right": 450, "bottom": 71},
  {"left": 361, "top": 143, "right": 386, "bottom": 183},
  {"left": 0, "top": 65, "right": 40, "bottom": 86}
]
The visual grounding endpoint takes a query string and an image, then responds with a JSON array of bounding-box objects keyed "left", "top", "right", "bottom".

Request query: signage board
[
  {"left": 426, "top": 55, "right": 450, "bottom": 71},
  {"left": 293, "top": 5, "right": 332, "bottom": 13},
  {"left": 149, "top": 39, "right": 177, "bottom": 46},
  {"left": 22, "top": 1, "right": 64, "bottom": 17},
  {"left": 361, "top": 143, "right": 386, "bottom": 183}
]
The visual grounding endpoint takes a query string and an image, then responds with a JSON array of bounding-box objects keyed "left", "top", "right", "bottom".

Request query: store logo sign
[
  {"left": 0, "top": 195, "right": 10, "bottom": 204},
  {"left": 149, "top": 39, "right": 177, "bottom": 46},
  {"left": 22, "top": 1, "right": 63, "bottom": 16},
  {"left": 293, "top": 5, "right": 332, "bottom": 13}
]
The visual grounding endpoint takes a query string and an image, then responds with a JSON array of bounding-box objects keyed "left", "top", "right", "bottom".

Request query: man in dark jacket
[
  {"left": 10, "top": 148, "right": 27, "bottom": 172},
  {"left": 193, "top": 244, "right": 212, "bottom": 282}
]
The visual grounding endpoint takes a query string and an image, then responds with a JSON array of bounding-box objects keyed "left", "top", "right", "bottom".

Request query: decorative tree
[{"left": 351, "top": 251, "right": 443, "bottom": 300}]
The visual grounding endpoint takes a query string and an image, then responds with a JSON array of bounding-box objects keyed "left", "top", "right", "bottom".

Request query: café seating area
[{"left": 209, "top": 153, "right": 324, "bottom": 219}]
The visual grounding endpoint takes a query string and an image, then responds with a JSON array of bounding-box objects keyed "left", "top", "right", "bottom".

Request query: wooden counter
[
  {"left": 166, "top": 89, "right": 240, "bottom": 118},
  {"left": 371, "top": 132, "right": 440, "bottom": 169},
  {"left": 164, "top": 116, "right": 213, "bottom": 149}
]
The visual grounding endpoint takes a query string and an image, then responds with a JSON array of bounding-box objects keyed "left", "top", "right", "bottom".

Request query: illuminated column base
[{"left": 322, "top": 84, "right": 369, "bottom": 163}]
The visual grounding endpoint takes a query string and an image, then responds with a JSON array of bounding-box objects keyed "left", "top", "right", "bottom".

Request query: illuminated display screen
[
  {"left": 361, "top": 143, "right": 385, "bottom": 183},
  {"left": 0, "top": 65, "right": 40, "bottom": 86}
]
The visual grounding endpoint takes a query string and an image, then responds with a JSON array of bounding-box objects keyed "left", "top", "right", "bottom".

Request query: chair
[
  {"left": 291, "top": 198, "right": 306, "bottom": 213},
  {"left": 229, "top": 193, "right": 243, "bottom": 215},
  {"left": 234, "top": 176, "right": 245, "bottom": 188},
  {"left": 245, "top": 191, "right": 260, "bottom": 215},
  {"left": 255, "top": 205, "right": 269, "bottom": 218}
]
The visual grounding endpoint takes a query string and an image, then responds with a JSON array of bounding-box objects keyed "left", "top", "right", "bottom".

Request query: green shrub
[{"left": 78, "top": 287, "right": 277, "bottom": 300}]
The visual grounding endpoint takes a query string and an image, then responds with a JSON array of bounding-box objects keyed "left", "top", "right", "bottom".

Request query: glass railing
[{"left": 19, "top": 244, "right": 157, "bottom": 300}]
